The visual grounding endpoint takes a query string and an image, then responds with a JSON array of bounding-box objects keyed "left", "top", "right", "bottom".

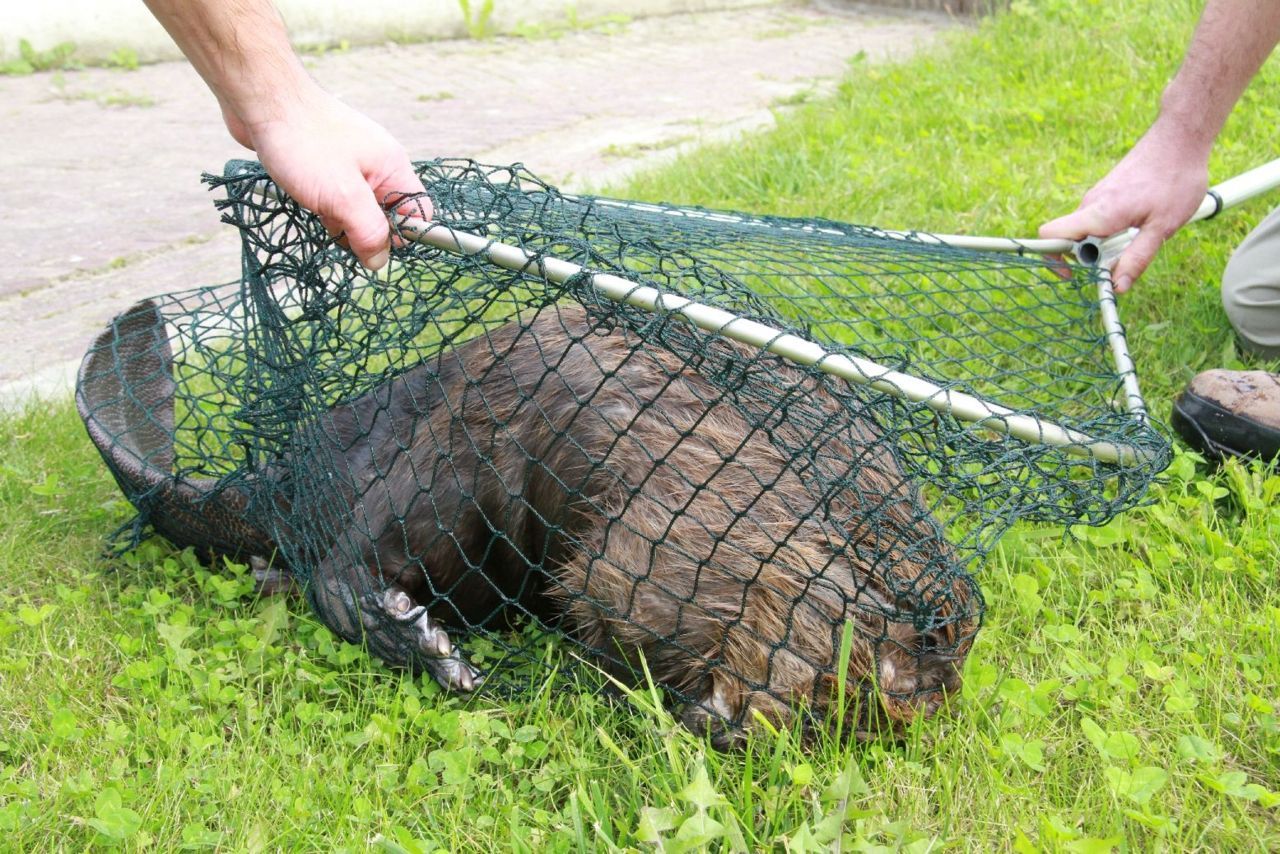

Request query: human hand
[
  {"left": 1039, "top": 123, "right": 1209, "bottom": 293},
  {"left": 225, "top": 85, "right": 432, "bottom": 271}
]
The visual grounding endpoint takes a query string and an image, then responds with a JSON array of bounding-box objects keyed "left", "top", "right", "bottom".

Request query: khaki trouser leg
[{"left": 1222, "top": 205, "right": 1280, "bottom": 359}]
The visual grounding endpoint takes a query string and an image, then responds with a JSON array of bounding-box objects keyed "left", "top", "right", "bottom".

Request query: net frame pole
[
  {"left": 870, "top": 158, "right": 1280, "bottom": 260},
  {"left": 875, "top": 159, "right": 1280, "bottom": 427},
  {"left": 249, "top": 183, "right": 1154, "bottom": 466},
  {"left": 584, "top": 161, "right": 1280, "bottom": 428},
  {"left": 1060, "top": 159, "right": 1280, "bottom": 425},
  {"left": 1096, "top": 266, "right": 1147, "bottom": 423},
  {"left": 383, "top": 212, "right": 1151, "bottom": 466}
]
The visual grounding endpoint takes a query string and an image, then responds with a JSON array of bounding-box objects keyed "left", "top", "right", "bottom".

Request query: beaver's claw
[
  {"left": 421, "top": 653, "right": 485, "bottom": 693},
  {"left": 374, "top": 586, "right": 453, "bottom": 656},
  {"left": 362, "top": 585, "right": 485, "bottom": 693}
]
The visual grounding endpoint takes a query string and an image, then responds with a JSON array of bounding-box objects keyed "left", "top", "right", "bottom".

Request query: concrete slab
[{"left": 0, "top": 2, "right": 950, "bottom": 404}]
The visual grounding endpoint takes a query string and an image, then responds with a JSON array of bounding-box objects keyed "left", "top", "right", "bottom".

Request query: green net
[{"left": 76, "top": 159, "right": 1169, "bottom": 745}]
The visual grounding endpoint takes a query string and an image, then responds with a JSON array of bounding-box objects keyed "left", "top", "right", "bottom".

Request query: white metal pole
[
  {"left": 914, "top": 158, "right": 1280, "bottom": 260},
  {"left": 248, "top": 159, "right": 1280, "bottom": 466},
  {"left": 587, "top": 158, "right": 1280, "bottom": 263},
  {"left": 1095, "top": 265, "right": 1147, "bottom": 422},
  {"left": 1190, "top": 157, "right": 1280, "bottom": 222},
  {"left": 387, "top": 212, "right": 1151, "bottom": 466},
  {"left": 1057, "top": 159, "right": 1280, "bottom": 421},
  {"left": 250, "top": 184, "right": 1155, "bottom": 465},
  {"left": 586, "top": 198, "right": 1075, "bottom": 255}
]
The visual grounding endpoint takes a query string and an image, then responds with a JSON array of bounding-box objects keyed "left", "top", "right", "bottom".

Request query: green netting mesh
[{"left": 76, "top": 159, "right": 1170, "bottom": 745}]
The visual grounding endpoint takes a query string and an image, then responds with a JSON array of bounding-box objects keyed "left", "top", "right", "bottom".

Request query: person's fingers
[
  {"left": 318, "top": 214, "right": 357, "bottom": 254},
  {"left": 242, "top": 91, "right": 429, "bottom": 274},
  {"left": 327, "top": 180, "right": 392, "bottom": 270},
  {"left": 391, "top": 190, "right": 433, "bottom": 222},
  {"left": 373, "top": 164, "right": 434, "bottom": 237},
  {"left": 1038, "top": 202, "right": 1123, "bottom": 241},
  {"left": 373, "top": 177, "right": 434, "bottom": 252},
  {"left": 1038, "top": 212, "right": 1078, "bottom": 241},
  {"left": 377, "top": 162, "right": 430, "bottom": 211},
  {"left": 1110, "top": 227, "right": 1166, "bottom": 293}
]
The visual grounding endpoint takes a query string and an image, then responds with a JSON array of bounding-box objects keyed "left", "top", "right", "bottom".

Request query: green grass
[{"left": 4, "top": 0, "right": 1280, "bottom": 848}]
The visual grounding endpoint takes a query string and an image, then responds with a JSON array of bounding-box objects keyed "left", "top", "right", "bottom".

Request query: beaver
[
  {"left": 79, "top": 299, "right": 979, "bottom": 745},
  {"left": 296, "top": 304, "right": 980, "bottom": 742}
]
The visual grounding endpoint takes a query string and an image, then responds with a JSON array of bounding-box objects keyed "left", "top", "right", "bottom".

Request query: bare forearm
[
  {"left": 141, "top": 0, "right": 316, "bottom": 127},
  {"left": 1154, "top": 0, "right": 1280, "bottom": 153}
]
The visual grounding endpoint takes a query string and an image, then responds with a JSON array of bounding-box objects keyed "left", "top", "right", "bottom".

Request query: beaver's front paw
[
  {"left": 364, "top": 585, "right": 485, "bottom": 693},
  {"left": 249, "top": 556, "right": 298, "bottom": 597}
]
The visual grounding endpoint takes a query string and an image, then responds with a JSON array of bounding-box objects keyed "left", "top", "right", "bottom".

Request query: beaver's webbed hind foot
[
  {"left": 309, "top": 570, "right": 485, "bottom": 692},
  {"left": 366, "top": 585, "right": 485, "bottom": 693}
]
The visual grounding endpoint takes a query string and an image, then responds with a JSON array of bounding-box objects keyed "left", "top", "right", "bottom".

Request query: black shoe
[{"left": 1170, "top": 369, "right": 1280, "bottom": 461}]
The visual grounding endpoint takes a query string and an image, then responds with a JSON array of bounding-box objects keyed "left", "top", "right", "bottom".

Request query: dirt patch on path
[{"left": 0, "top": 3, "right": 950, "bottom": 402}]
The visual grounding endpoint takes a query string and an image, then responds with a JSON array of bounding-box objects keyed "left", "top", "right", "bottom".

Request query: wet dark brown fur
[{"left": 304, "top": 305, "right": 980, "bottom": 744}]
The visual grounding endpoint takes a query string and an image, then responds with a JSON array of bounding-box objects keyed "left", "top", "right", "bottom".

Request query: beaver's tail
[{"left": 76, "top": 299, "right": 275, "bottom": 561}]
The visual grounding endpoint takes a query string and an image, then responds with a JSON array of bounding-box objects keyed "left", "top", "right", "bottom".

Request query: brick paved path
[{"left": 0, "top": 3, "right": 945, "bottom": 402}]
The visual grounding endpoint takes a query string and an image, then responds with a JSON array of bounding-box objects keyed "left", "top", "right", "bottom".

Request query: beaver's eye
[{"left": 918, "top": 628, "right": 950, "bottom": 655}]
